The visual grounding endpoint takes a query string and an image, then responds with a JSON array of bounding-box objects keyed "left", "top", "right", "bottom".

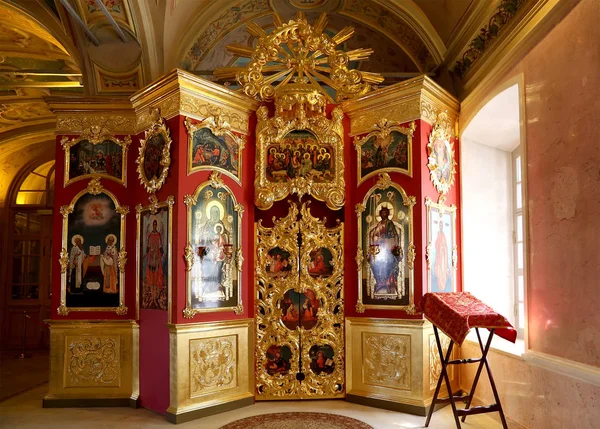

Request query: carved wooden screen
[{"left": 255, "top": 202, "right": 344, "bottom": 399}]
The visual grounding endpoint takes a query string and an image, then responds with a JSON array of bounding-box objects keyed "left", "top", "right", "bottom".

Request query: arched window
[
  {"left": 15, "top": 160, "right": 55, "bottom": 207},
  {"left": 460, "top": 78, "right": 528, "bottom": 348},
  {"left": 8, "top": 160, "right": 55, "bottom": 306}
]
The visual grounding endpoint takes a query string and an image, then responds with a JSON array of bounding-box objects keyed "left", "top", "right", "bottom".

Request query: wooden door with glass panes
[
  {"left": 255, "top": 202, "right": 345, "bottom": 400},
  {"left": 5, "top": 211, "right": 53, "bottom": 349}
]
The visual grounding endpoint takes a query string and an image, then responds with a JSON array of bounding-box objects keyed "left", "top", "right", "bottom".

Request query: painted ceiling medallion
[{"left": 214, "top": 12, "right": 384, "bottom": 102}]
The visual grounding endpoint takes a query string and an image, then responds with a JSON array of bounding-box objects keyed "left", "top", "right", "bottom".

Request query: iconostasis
[{"left": 44, "top": 13, "right": 460, "bottom": 424}]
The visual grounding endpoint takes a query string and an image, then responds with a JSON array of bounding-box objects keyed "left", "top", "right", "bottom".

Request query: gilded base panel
[
  {"left": 167, "top": 319, "right": 254, "bottom": 422},
  {"left": 345, "top": 318, "right": 459, "bottom": 414},
  {"left": 44, "top": 320, "right": 139, "bottom": 405}
]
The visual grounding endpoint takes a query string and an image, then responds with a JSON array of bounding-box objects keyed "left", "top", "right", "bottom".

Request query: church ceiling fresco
[{"left": 180, "top": 0, "right": 432, "bottom": 86}]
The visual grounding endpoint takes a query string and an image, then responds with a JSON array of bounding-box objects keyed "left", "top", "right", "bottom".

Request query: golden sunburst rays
[{"left": 214, "top": 12, "right": 384, "bottom": 102}]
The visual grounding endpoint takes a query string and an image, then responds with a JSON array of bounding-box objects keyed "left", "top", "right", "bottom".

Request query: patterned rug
[{"left": 219, "top": 412, "right": 374, "bottom": 429}]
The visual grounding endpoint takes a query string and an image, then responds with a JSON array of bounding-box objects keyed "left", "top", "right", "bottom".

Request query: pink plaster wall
[
  {"left": 516, "top": 0, "right": 600, "bottom": 367},
  {"left": 459, "top": 1, "right": 600, "bottom": 427},
  {"left": 459, "top": 341, "right": 600, "bottom": 429}
]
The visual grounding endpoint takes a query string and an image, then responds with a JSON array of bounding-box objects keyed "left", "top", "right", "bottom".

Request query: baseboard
[
  {"left": 346, "top": 393, "right": 452, "bottom": 417},
  {"left": 42, "top": 396, "right": 139, "bottom": 408},
  {"left": 165, "top": 396, "right": 254, "bottom": 424}
]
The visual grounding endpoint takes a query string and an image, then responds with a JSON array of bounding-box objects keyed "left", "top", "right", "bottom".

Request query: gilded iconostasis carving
[
  {"left": 354, "top": 119, "right": 416, "bottom": 184},
  {"left": 186, "top": 115, "right": 244, "bottom": 185},
  {"left": 62, "top": 127, "right": 131, "bottom": 187},
  {"left": 184, "top": 172, "right": 244, "bottom": 318},
  {"left": 356, "top": 173, "right": 416, "bottom": 314},
  {"left": 58, "top": 177, "right": 129, "bottom": 316},
  {"left": 136, "top": 112, "right": 172, "bottom": 194},
  {"left": 255, "top": 202, "right": 345, "bottom": 400},
  {"left": 254, "top": 88, "right": 346, "bottom": 211}
]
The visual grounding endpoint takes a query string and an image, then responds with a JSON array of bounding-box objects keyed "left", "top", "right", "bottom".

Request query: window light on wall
[{"left": 15, "top": 161, "right": 55, "bottom": 206}]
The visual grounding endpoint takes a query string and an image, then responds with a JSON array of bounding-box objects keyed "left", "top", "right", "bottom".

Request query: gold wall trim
[
  {"left": 58, "top": 177, "right": 129, "bottom": 316},
  {"left": 341, "top": 76, "right": 459, "bottom": 136},
  {"left": 47, "top": 97, "right": 137, "bottom": 134},
  {"left": 168, "top": 319, "right": 253, "bottom": 417},
  {"left": 345, "top": 317, "right": 458, "bottom": 408},
  {"left": 131, "top": 69, "right": 259, "bottom": 135},
  {"left": 45, "top": 320, "right": 139, "bottom": 401},
  {"left": 48, "top": 70, "right": 258, "bottom": 136}
]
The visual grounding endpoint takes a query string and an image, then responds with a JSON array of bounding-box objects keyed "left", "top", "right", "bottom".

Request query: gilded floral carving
[
  {"left": 362, "top": 332, "right": 411, "bottom": 390},
  {"left": 65, "top": 336, "right": 120, "bottom": 387},
  {"left": 189, "top": 336, "right": 237, "bottom": 396},
  {"left": 429, "top": 332, "right": 452, "bottom": 390}
]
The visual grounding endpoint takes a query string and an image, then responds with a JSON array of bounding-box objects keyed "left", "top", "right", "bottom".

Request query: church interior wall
[{"left": 458, "top": 0, "right": 600, "bottom": 427}]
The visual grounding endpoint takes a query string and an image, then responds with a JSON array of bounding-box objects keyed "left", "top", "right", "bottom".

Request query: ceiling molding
[
  {"left": 458, "top": 0, "right": 580, "bottom": 100},
  {"left": 374, "top": 0, "right": 446, "bottom": 64}
]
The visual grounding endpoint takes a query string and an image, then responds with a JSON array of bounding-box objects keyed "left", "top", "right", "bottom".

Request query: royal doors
[{"left": 255, "top": 202, "right": 344, "bottom": 399}]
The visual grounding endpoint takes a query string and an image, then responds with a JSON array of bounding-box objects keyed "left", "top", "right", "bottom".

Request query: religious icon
[
  {"left": 265, "top": 345, "right": 292, "bottom": 376},
  {"left": 427, "top": 112, "right": 456, "bottom": 195},
  {"left": 184, "top": 173, "right": 243, "bottom": 316},
  {"left": 266, "top": 247, "right": 293, "bottom": 279},
  {"left": 61, "top": 181, "right": 127, "bottom": 314},
  {"left": 137, "top": 116, "right": 172, "bottom": 194},
  {"left": 354, "top": 120, "right": 415, "bottom": 184},
  {"left": 279, "top": 289, "right": 319, "bottom": 330},
  {"left": 309, "top": 344, "right": 335, "bottom": 375},
  {"left": 426, "top": 197, "right": 457, "bottom": 293},
  {"left": 265, "top": 130, "right": 334, "bottom": 183},
  {"left": 356, "top": 174, "right": 416, "bottom": 312},
  {"left": 186, "top": 116, "right": 244, "bottom": 184},
  {"left": 307, "top": 247, "right": 333, "bottom": 278},
  {"left": 62, "top": 129, "right": 130, "bottom": 187},
  {"left": 101, "top": 234, "right": 118, "bottom": 294},
  {"left": 138, "top": 204, "right": 170, "bottom": 311}
]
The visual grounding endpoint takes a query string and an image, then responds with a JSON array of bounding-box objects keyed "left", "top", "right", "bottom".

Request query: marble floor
[
  {"left": 0, "top": 384, "right": 507, "bottom": 429},
  {"left": 0, "top": 350, "right": 49, "bottom": 402}
]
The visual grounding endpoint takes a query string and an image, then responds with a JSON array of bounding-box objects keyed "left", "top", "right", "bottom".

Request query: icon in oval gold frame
[{"left": 136, "top": 114, "right": 172, "bottom": 194}]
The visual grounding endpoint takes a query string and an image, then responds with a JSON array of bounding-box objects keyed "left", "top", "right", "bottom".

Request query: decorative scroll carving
[
  {"left": 180, "top": 93, "right": 249, "bottom": 134},
  {"left": 66, "top": 336, "right": 120, "bottom": 387},
  {"left": 56, "top": 115, "right": 136, "bottom": 134},
  {"left": 429, "top": 332, "right": 452, "bottom": 390},
  {"left": 215, "top": 12, "right": 383, "bottom": 102},
  {"left": 137, "top": 111, "right": 172, "bottom": 194},
  {"left": 190, "top": 336, "right": 237, "bottom": 396},
  {"left": 454, "top": 0, "right": 527, "bottom": 78},
  {"left": 255, "top": 202, "right": 345, "bottom": 399},
  {"left": 362, "top": 332, "right": 410, "bottom": 390}
]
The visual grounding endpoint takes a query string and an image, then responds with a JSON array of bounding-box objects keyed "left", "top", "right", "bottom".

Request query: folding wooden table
[{"left": 420, "top": 292, "right": 517, "bottom": 429}]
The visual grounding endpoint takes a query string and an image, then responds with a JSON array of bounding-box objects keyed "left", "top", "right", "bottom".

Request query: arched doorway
[{"left": 2, "top": 160, "right": 55, "bottom": 350}]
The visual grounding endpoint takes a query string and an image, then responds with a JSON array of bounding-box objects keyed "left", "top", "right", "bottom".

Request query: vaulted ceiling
[{"left": 1, "top": 0, "right": 537, "bottom": 200}]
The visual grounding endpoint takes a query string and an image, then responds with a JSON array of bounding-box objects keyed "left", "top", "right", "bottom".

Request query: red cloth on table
[{"left": 418, "top": 292, "right": 517, "bottom": 346}]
